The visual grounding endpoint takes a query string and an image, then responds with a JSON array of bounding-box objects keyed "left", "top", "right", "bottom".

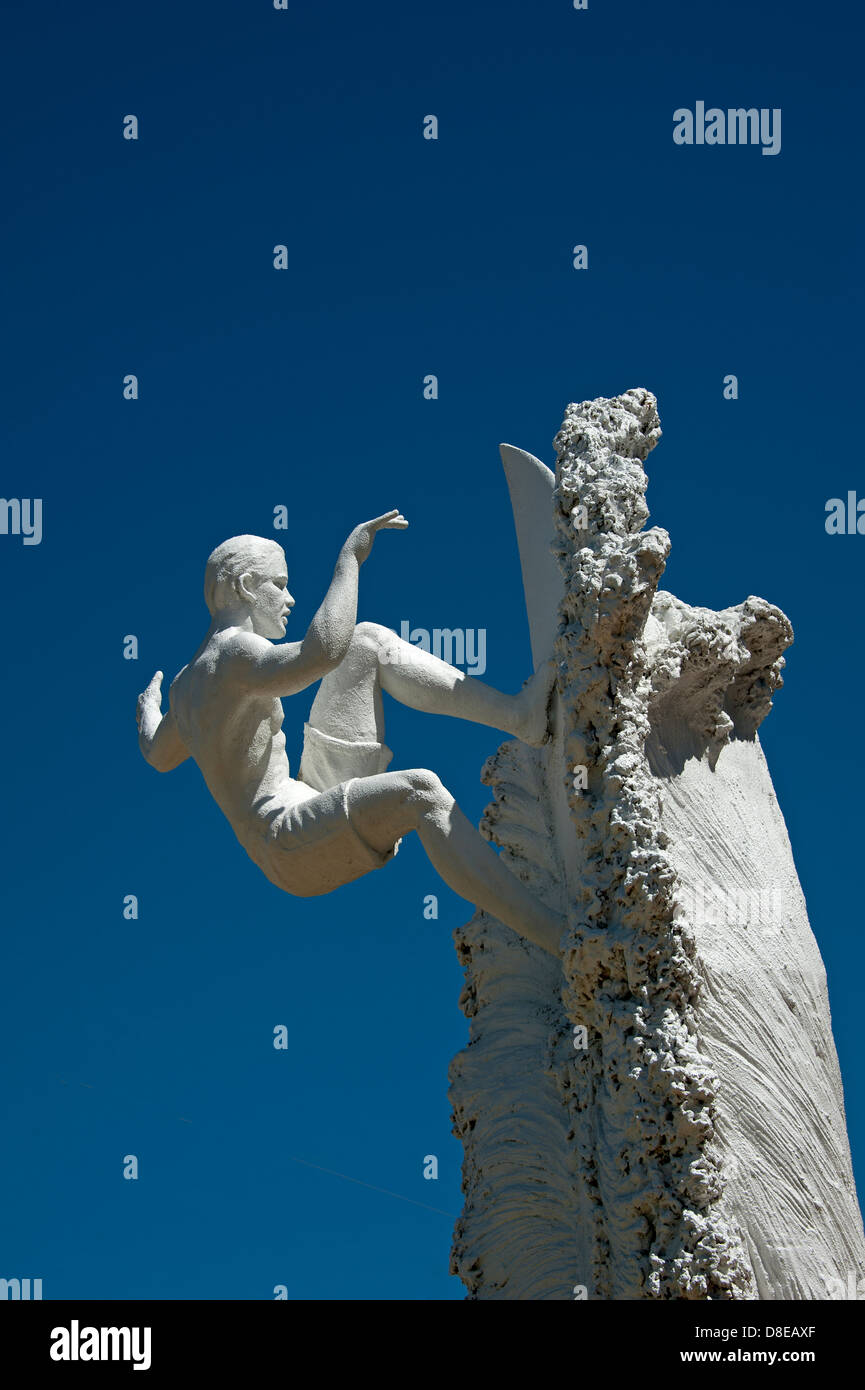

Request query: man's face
[{"left": 247, "top": 557, "right": 295, "bottom": 639}]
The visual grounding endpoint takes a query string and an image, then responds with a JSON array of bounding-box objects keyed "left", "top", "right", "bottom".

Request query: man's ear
[{"left": 237, "top": 571, "right": 257, "bottom": 604}]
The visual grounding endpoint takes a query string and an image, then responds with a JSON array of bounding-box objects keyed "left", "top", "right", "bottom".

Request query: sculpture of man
[{"left": 136, "top": 512, "right": 563, "bottom": 954}]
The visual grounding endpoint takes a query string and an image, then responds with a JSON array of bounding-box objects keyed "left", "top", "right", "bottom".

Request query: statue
[
  {"left": 135, "top": 390, "right": 865, "bottom": 1301},
  {"left": 448, "top": 389, "right": 865, "bottom": 1300},
  {"left": 136, "top": 510, "right": 563, "bottom": 954}
]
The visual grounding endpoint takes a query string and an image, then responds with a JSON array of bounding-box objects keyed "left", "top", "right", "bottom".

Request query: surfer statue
[{"left": 136, "top": 506, "right": 563, "bottom": 956}]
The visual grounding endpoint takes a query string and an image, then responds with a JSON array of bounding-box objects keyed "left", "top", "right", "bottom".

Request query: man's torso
[{"left": 169, "top": 633, "right": 312, "bottom": 846}]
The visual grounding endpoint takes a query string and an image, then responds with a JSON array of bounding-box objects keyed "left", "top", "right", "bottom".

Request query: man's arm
[
  {"left": 232, "top": 510, "right": 407, "bottom": 698},
  {"left": 136, "top": 672, "right": 190, "bottom": 772}
]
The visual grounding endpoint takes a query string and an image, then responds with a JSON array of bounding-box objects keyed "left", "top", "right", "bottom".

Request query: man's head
[{"left": 204, "top": 535, "right": 294, "bottom": 638}]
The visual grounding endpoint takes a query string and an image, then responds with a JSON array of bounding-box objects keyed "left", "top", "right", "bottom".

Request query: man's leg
[
  {"left": 306, "top": 621, "right": 386, "bottom": 743},
  {"left": 304, "top": 624, "right": 562, "bottom": 953},
  {"left": 345, "top": 768, "right": 564, "bottom": 957},
  {"left": 307, "top": 621, "right": 555, "bottom": 747}
]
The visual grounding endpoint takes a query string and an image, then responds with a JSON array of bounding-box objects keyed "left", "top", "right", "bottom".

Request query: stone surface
[{"left": 449, "top": 389, "right": 865, "bottom": 1300}]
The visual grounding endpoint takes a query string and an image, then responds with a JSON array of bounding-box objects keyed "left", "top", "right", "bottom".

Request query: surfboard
[{"left": 499, "top": 443, "right": 560, "bottom": 670}]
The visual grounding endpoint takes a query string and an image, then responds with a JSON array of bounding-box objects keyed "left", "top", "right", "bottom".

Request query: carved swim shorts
[{"left": 252, "top": 723, "right": 403, "bottom": 897}]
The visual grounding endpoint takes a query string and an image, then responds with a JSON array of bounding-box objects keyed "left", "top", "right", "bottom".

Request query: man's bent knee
[
  {"left": 400, "top": 767, "right": 449, "bottom": 808},
  {"left": 350, "top": 770, "right": 450, "bottom": 837},
  {"left": 353, "top": 620, "right": 391, "bottom": 656}
]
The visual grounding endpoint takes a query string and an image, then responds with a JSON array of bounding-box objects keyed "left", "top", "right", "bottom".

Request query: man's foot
[{"left": 514, "top": 657, "right": 557, "bottom": 747}]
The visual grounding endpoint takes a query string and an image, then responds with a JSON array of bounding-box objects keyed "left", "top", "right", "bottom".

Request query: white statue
[
  {"left": 134, "top": 396, "right": 865, "bottom": 1300},
  {"left": 136, "top": 510, "right": 562, "bottom": 954},
  {"left": 449, "top": 391, "right": 865, "bottom": 1300}
]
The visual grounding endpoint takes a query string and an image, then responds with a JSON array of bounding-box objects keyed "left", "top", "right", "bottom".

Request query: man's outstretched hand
[
  {"left": 345, "top": 510, "right": 408, "bottom": 565},
  {"left": 136, "top": 670, "right": 164, "bottom": 739}
]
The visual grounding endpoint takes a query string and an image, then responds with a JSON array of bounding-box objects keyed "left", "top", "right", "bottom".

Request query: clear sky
[{"left": 1, "top": 0, "right": 862, "bottom": 1299}]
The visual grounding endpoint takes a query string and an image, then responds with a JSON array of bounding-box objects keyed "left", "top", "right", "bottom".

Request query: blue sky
[{"left": 1, "top": 0, "right": 862, "bottom": 1299}]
